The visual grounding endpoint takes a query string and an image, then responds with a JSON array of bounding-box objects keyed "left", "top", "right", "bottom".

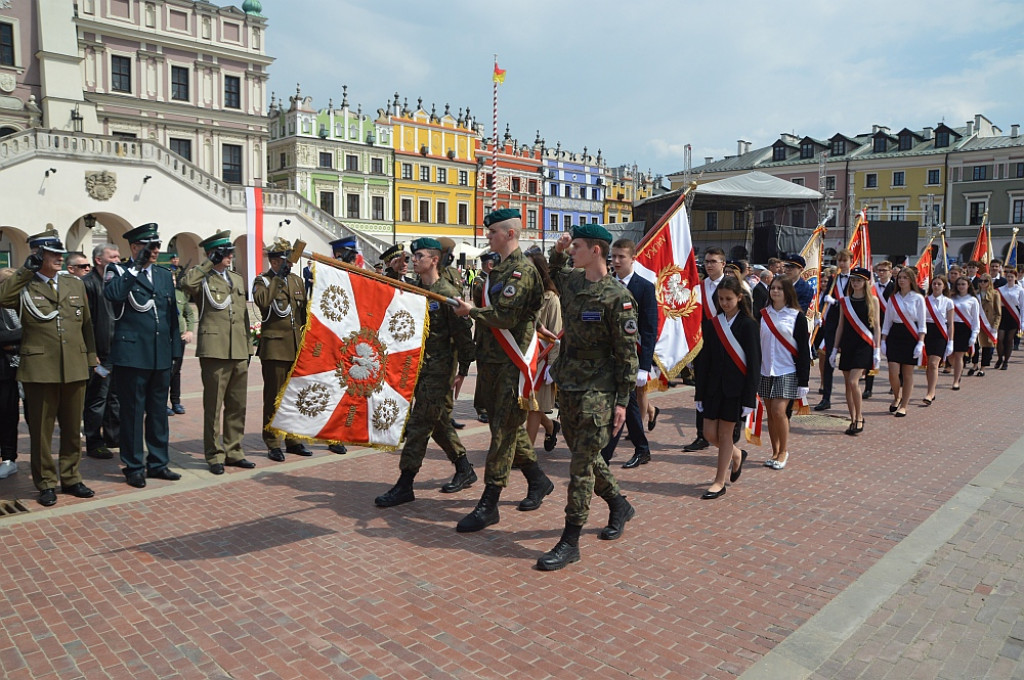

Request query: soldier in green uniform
[
  {"left": 375, "top": 237, "right": 478, "bottom": 507},
  {"left": 0, "top": 230, "right": 98, "bottom": 506},
  {"left": 182, "top": 230, "right": 255, "bottom": 474},
  {"left": 437, "top": 236, "right": 466, "bottom": 433},
  {"left": 453, "top": 209, "right": 555, "bottom": 532},
  {"left": 470, "top": 251, "right": 499, "bottom": 423},
  {"left": 252, "top": 237, "right": 310, "bottom": 462},
  {"left": 536, "top": 226, "right": 639, "bottom": 571}
]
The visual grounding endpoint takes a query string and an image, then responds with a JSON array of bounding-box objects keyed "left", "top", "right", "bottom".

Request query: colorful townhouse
[
  {"left": 543, "top": 144, "right": 605, "bottom": 234},
  {"left": 604, "top": 164, "right": 653, "bottom": 225},
  {"left": 474, "top": 127, "right": 544, "bottom": 246}
]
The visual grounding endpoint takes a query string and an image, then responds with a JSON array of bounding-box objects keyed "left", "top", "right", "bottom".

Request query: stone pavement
[{"left": 0, "top": 353, "right": 1023, "bottom": 679}]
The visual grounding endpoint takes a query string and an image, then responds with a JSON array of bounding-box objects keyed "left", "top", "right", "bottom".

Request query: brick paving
[{"left": 0, "top": 354, "right": 1022, "bottom": 679}]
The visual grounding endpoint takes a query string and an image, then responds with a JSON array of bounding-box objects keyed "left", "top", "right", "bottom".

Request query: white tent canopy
[{"left": 691, "top": 171, "right": 823, "bottom": 210}]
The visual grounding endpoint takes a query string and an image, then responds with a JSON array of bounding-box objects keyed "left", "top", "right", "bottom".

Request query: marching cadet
[
  {"left": 182, "top": 230, "right": 255, "bottom": 474},
  {"left": 537, "top": 226, "right": 638, "bottom": 571},
  {"left": 375, "top": 237, "right": 478, "bottom": 507},
  {"left": 0, "top": 230, "right": 98, "bottom": 506},
  {"left": 381, "top": 242, "right": 414, "bottom": 283},
  {"left": 438, "top": 236, "right": 466, "bottom": 432},
  {"left": 104, "top": 223, "right": 183, "bottom": 488},
  {"left": 253, "top": 237, "right": 310, "bottom": 462},
  {"left": 453, "top": 209, "right": 555, "bottom": 533}
]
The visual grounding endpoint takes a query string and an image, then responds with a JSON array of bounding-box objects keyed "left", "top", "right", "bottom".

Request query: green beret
[
  {"left": 483, "top": 208, "right": 521, "bottom": 227},
  {"left": 199, "top": 229, "right": 233, "bottom": 251},
  {"left": 380, "top": 242, "right": 407, "bottom": 263},
  {"left": 571, "top": 223, "right": 613, "bottom": 243},
  {"left": 124, "top": 223, "right": 160, "bottom": 244},
  {"left": 410, "top": 237, "right": 442, "bottom": 253}
]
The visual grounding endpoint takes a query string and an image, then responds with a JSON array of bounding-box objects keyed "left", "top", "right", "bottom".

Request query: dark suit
[
  {"left": 818, "top": 273, "right": 852, "bottom": 402},
  {"left": 752, "top": 282, "right": 769, "bottom": 316},
  {"left": 105, "top": 264, "right": 182, "bottom": 475},
  {"left": 82, "top": 265, "right": 120, "bottom": 453},
  {"left": 695, "top": 315, "right": 760, "bottom": 413},
  {"left": 794, "top": 276, "right": 814, "bottom": 312},
  {"left": 601, "top": 272, "right": 657, "bottom": 463}
]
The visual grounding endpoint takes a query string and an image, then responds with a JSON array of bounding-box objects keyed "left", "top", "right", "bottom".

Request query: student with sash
[
  {"left": 814, "top": 250, "right": 853, "bottom": 412},
  {"left": 921, "top": 275, "right": 954, "bottom": 404},
  {"left": 995, "top": 267, "right": 1023, "bottom": 370},
  {"left": 757, "top": 277, "right": 810, "bottom": 469},
  {"left": 950, "top": 276, "right": 980, "bottom": 390},
  {"left": 880, "top": 266, "right": 926, "bottom": 417},
  {"left": 830, "top": 267, "right": 880, "bottom": 434},
  {"left": 970, "top": 275, "right": 1001, "bottom": 376},
  {"left": 682, "top": 247, "right": 728, "bottom": 453},
  {"left": 694, "top": 277, "right": 760, "bottom": 499},
  {"left": 864, "top": 261, "right": 895, "bottom": 398}
]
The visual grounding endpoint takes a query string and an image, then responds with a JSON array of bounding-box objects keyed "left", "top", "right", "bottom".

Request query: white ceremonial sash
[
  {"left": 978, "top": 302, "right": 998, "bottom": 344},
  {"left": 998, "top": 287, "right": 1021, "bottom": 326},
  {"left": 702, "top": 278, "right": 719, "bottom": 319},
  {"left": 483, "top": 274, "right": 539, "bottom": 408},
  {"left": 840, "top": 295, "right": 875, "bottom": 347}
]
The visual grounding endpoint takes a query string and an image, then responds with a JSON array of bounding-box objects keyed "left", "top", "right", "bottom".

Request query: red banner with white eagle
[{"left": 270, "top": 260, "right": 428, "bottom": 449}]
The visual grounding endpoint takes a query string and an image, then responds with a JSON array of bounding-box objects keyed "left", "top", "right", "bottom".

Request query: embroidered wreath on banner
[
  {"left": 388, "top": 309, "right": 416, "bottom": 342},
  {"left": 656, "top": 265, "right": 700, "bottom": 319},
  {"left": 372, "top": 399, "right": 400, "bottom": 431},
  {"left": 320, "top": 285, "right": 351, "bottom": 322},
  {"left": 295, "top": 383, "right": 331, "bottom": 418},
  {"left": 335, "top": 327, "right": 388, "bottom": 397}
]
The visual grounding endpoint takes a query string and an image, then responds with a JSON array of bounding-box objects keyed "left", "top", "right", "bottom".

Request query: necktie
[
  {"left": 144, "top": 268, "right": 151, "bottom": 284},
  {"left": 48, "top": 278, "right": 57, "bottom": 294}
]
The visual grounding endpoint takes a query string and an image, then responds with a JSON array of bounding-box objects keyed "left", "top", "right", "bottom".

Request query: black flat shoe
[
  {"left": 543, "top": 421, "right": 561, "bottom": 452},
  {"left": 922, "top": 397, "right": 933, "bottom": 406},
  {"left": 61, "top": 482, "right": 95, "bottom": 498},
  {"left": 701, "top": 487, "right": 726, "bottom": 500},
  {"left": 729, "top": 450, "right": 747, "bottom": 482},
  {"left": 647, "top": 407, "right": 661, "bottom": 431},
  {"left": 225, "top": 458, "right": 256, "bottom": 469},
  {"left": 854, "top": 419, "right": 865, "bottom": 434},
  {"left": 894, "top": 408, "right": 907, "bottom": 418},
  {"left": 208, "top": 463, "right": 225, "bottom": 475},
  {"left": 889, "top": 403, "right": 899, "bottom": 413},
  {"left": 967, "top": 367, "right": 977, "bottom": 376},
  {"left": 845, "top": 421, "right": 859, "bottom": 436},
  {"left": 268, "top": 447, "right": 285, "bottom": 462},
  {"left": 976, "top": 370, "right": 986, "bottom": 377},
  {"left": 952, "top": 384, "right": 961, "bottom": 391},
  {"left": 286, "top": 444, "right": 313, "bottom": 456}
]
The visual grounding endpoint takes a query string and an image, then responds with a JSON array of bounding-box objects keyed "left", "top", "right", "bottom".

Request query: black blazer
[
  {"left": 626, "top": 273, "right": 658, "bottom": 372},
  {"left": 752, "top": 282, "right": 769, "bottom": 315},
  {"left": 695, "top": 314, "right": 760, "bottom": 407}
]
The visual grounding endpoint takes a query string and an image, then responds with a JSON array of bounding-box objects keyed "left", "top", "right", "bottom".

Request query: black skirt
[
  {"left": 702, "top": 392, "right": 743, "bottom": 423},
  {"left": 953, "top": 322, "right": 973, "bottom": 353},
  {"left": 999, "top": 314, "right": 1021, "bottom": 332},
  {"left": 886, "top": 323, "right": 917, "bottom": 365},
  {"left": 925, "top": 323, "right": 948, "bottom": 357},
  {"left": 838, "top": 297, "right": 874, "bottom": 370}
]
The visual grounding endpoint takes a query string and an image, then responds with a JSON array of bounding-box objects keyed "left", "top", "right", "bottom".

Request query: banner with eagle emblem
[{"left": 270, "top": 260, "right": 429, "bottom": 449}]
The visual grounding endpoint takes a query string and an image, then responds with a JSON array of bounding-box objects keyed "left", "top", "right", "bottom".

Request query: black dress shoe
[
  {"left": 813, "top": 400, "right": 831, "bottom": 411},
  {"left": 647, "top": 406, "right": 661, "bottom": 431},
  {"left": 862, "top": 390, "right": 873, "bottom": 399},
  {"left": 729, "top": 450, "right": 747, "bottom": 483},
  {"left": 543, "top": 422, "right": 561, "bottom": 452},
  {"left": 86, "top": 446, "right": 114, "bottom": 460},
  {"left": 209, "top": 463, "right": 225, "bottom": 475},
  {"left": 268, "top": 447, "right": 285, "bottom": 462},
  {"left": 38, "top": 488, "right": 57, "bottom": 506},
  {"left": 701, "top": 487, "right": 726, "bottom": 500},
  {"left": 286, "top": 444, "right": 313, "bottom": 456},
  {"left": 147, "top": 467, "right": 181, "bottom": 481},
  {"left": 622, "top": 451, "right": 651, "bottom": 469},
  {"left": 125, "top": 471, "right": 147, "bottom": 488},
  {"left": 450, "top": 418, "right": 465, "bottom": 430},
  {"left": 61, "top": 482, "right": 95, "bottom": 498},
  {"left": 477, "top": 411, "right": 489, "bottom": 423},
  {"left": 225, "top": 458, "right": 256, "bottom": 469},
  {"left": 328, "top": 444, "right": 348, "bottom": 455},
  {"left": 683, "top": 436, "right": 709, "bottom": 452}
]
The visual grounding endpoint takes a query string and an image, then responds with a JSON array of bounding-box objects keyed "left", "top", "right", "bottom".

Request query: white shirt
[
  {"left": 924, "top": 294, "right": 953, "bottom": 323},
  {"left": 703, "top": 274, "right": 724, "bottom": 315},
  {"left": 618, "top": 271, "right": 634, "bottom": 287},
  {"left": 759, "top": 306, "right": 799, "bottom": 377},
  {"left": 997, "top": 282, "right": 1024, "bottom": 323},
  {"left": 882, "top": 291, "right": 926, "bottom": 336},
  {"left": 952, "top": 295, "right": 980, "bottom": 334}
]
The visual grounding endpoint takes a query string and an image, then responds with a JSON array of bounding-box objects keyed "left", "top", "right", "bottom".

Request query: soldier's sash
[{"left": 483, "top": 275, "right": 539, "bottom": 409}]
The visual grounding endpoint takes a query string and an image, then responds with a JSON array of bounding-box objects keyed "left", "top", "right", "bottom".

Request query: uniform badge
[
  {"left": 76, "top": 308, "right": 82, "bottom": 317},
  {"left": 582, "top": 310, "right": 603, "bottom": 322},
  {"left": 623, "top": 301, "right": 633, "bottom": 310},
  {"left": 502, "top": 285, "right": 517, "bottom": 298},
  {"left": 512, "top": 270, "right": 522, "bottom": 279},
  {"left": 429, "top": 301, "right": 440, "bottom": 311},
  {"left": 624, "top": 319, "right": 638, "bottom": 335}
]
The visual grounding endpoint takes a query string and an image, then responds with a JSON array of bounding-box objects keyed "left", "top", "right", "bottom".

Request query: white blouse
[
  {"left": 759, "top": 306, "right": 799, "bottom": 377},
  {"left": 952, "top": 295, "right": 980, "bottom": 330},
  {"left": 882, "top": 291, "right": 926, "bottom": 336},
  {"left": 924, "top": 295, "right": 953, "bottom": 324}
]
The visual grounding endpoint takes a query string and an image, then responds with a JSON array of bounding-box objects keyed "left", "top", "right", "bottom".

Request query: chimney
[
  {"left": 922, "top": 126, "right": 933, "bottom": 140},
  {"left": 1012, "top": 124, "right": 1020, "bottom": 138},
  {"left": 737, "top": 140, "right": 746, "bottom": 156},
  {"left": 744, "top": 141, "right": 752, "bottom": 154},
  {"left": 704, "top": 156, "right": 713, "bottom": 165},
  {"left": 965, "top": 120, "right": 975, "bottom": 136}
]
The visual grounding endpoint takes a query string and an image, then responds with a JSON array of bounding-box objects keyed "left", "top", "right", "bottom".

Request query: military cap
[
  {"left": 570, "top": 223, "right": 613, "bottom": 243},
  {"left": 784, "top": 253, "right": 806, "bottom": 268},
  {"left": 438, "top": 237, "right": 456, "bottom": 253},
  {"left": 27, "top": 228, "right": 65, "bottom": 254},
  {"left": 330, "top": 236, "right": 357, "bottom": 252},
  {"left": 483, "top": 208, "right": 521, "bottom": 227},
  {"left": 724, "top": 259, "right": 743, "bottom": 274},
  {"left": 380, "top": 242, "right": 407, "bottom": 263},
  {"left": 124, "top": 223, "right": 161, "bottom": 244},
  {"left": 198, "top": 230, "right": 233, "bottom": 252},
  {"left": 850, "top": 266, "right": 872, "bottom": 281},
  {"left": 410, "top": 237, "right": 442, "bottom": 253},
  {"left": 480, "top": 251, "right": 500, "bottom": 264},
  {"left": 265, "top": 237, "right": 292, "bottom": 257}
]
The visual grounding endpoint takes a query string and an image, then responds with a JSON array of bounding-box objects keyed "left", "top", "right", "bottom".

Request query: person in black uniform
[{"left": 830, "top": 267, "right": 880, "bottom": 435}]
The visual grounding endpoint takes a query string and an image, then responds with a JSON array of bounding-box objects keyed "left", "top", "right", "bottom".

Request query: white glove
[
  {"left": 944, "top": 341, "right": 954, "bottom": 358},
  {"left": 829, "top": 348, "right": 838, "bottom": 368},
  {"left": 970, "top": 333, "right": 978, "bottom": 346},
  {"left": 823, "top": 294, "right": 837, "bottom": 306},
  {"left": 913, "top": 341, "right": 924, "bottom": 360},
  {"left": 543, "top": 366, "right": 554, "bottom": 385},
  {"left": 741, "top": 406, "right": 754, "bottom": 418},
  {"left": 813, "top": 316, "right": 822, "bottom": 328},
  {"left": 636, "top": 369, "right": 649, "bottom": 388},
  {"left": 695, "top": 401, "right": 703, "bottom": 413},
  {"left": 873, "top": 348, "right": 881, "bottom": 370},
  {"left": 880, "top": 339, "right": 887, "bottom": 356},
  {"left": 797, "top": 386, "right": 809, "bottom": 400}
]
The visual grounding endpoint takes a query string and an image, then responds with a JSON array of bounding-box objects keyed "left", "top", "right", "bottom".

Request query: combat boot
[
  {"left": 374, "top": 470, "right": 416, "bottom": 507},
  {"left": 517, "top": 462, "right": 554, "bottom": 511},
  {"left": 440, "top": 456, "right": 477, "bottom": 493},
  {"left": 598, "top": 494, "right": 635, "bottom": 541},
  {"left": 536, "top": 522, "right": 582, "bottom": 571},
  {"left": 456, "top": 484, "right": 501, "bottom": 532}
]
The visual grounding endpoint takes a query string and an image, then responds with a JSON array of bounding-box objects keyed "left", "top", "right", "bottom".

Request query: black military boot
[
  {"left": 456, "top": 484, "right": 501, "bottom": 532},
  {"left": 536, "top": 522, "right": 583, "bottom": 571},
  {"left": 440, "top": 456, "right": 477, "bottom": 493},
  {"left": 598, "top": 494, "right": 635, "bottom": 541},
  {"left": 374, "top": 470, "right": 416, "bottom": 507},
  {"left": 517, "top": 462, "right": 554, "bottom": 511}
]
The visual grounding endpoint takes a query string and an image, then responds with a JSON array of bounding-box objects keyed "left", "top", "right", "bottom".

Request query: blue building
[{"left": 543, "top": 144, "right": 606, "bottom": 233}]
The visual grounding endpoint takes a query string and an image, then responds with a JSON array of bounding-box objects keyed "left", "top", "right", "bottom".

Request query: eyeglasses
[{"left": 69, "top": 264, "right": 92, "bottom": 270}]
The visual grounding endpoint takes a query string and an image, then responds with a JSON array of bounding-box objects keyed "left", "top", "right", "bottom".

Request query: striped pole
[{"left": 492, "top": 54, "right": 499, "bottom": 210}]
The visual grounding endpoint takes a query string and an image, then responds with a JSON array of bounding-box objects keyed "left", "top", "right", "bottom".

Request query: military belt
[{"left": 565, "top": 348, "right": 611, "bottom": 360}]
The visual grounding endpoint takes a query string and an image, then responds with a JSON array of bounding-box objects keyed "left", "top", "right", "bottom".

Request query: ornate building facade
[
  {"left": 474, "top": 126, "right": 544, "bottom": 244},
  {"left": 543, "top": 144, "right": 605, "bottom": 235}
]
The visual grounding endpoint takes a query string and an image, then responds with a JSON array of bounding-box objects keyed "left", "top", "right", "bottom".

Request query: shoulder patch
[
  {"left": 429, "top": 301, "right": 440, "bottom": 311},
  {"left": 512, "top": 270, "right": 522, "bottom": 279},
  {"left": 624, "top": 319, "right": 638, "bottom": 335},
  {"left": 623, "top": 301, "right": 633, "bottom": 310},
  {"left": 502, "top": 284, "right": 517, "bottom": 298}
]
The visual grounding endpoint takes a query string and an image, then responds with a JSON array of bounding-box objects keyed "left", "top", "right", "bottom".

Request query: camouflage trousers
[
  {"left": 261, "top": 359, "right": 302, "bottom": 450},
  {"left": 476, "top": 361, "right": 538, "bottom": 487},
  {"left": 399, "top": 370, "right": 466, "bottom": 474},
  {"left": 559, "top": 389, "right": 620, "bottom": 526}
]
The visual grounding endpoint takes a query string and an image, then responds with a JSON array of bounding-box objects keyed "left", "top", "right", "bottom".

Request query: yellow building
[
  {"left": 604, "top": 165, "right": 653, "bottom": 224},
  {"left": 391, "top": 99, "right": 481, "bottom": 243}
]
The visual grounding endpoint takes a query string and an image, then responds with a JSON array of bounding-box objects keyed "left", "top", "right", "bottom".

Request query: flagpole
[
  {"left": 940, "top": 226, "right": 949, "bottom": 272},
  {"left": 1010, "top": 227, "right": 1020, "bottom": 267},
  {"left": 635, "top": 182, "right": 696, "bottom": 250},
  {"left": 491, "top": 54, "right": 499, "bottom": 211},
  {"left": 307, "top": 252, "right": 457, "bottom": 306}
]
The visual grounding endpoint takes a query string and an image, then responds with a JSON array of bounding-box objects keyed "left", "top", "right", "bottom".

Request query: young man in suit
[{"left": 602, "top": 239, "right": 658, "bottom": 468}]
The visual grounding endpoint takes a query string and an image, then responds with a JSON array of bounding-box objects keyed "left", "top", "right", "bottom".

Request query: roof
[{"left": 690, "top": 171, "right": 822, "bottom": 210}]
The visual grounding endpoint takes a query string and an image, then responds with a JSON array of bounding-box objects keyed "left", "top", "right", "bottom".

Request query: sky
[{"left": 264, "top": 0, "right": 1024, "bottom": 178}]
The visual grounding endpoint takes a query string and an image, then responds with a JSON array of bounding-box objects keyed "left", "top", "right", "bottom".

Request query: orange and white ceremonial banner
[
  {"left": 969, "top": 214, "right": 993, "bottom": 266},
  {"left": 848, "top": 208, "right": 873, "bottom": 268},
  {"left": 270, "top": 262, "right": 428, "bottom": 449},
  {"left": 915, "top": 242, "right": 934, "bottom": 291},
  {"left": 245, "top": 187, "right": 264, "bottom": 293},
  {"left": 744, "top": 395, "right": 765, "bottom": 446},
  {"left": 634, "top": 191, "right": 703, "bottom": 385}
]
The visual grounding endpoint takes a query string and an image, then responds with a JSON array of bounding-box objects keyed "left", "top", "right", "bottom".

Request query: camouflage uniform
[
  {"left": 548, "top": 250, "right": 639, "bottom": 525},
  {"left": 399, "top": 277, "right": 475, "bottom": 472},
  {"left": 469, "top": 248, "right": 543, "bottom": 486}
]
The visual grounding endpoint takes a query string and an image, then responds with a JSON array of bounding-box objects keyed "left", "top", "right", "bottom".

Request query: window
[
  {"left": 371, "top": 157, "right": 384, "bottom": 174},
  {"left": 899, "top": 134, "right": 913, "bottom": 151},
  {"left": 437, "top": 168, "right": 447, "bottom": 184},
  {"left": 592, "top": 217, "right": 600, "bottom": 224},
  {"left": 1013, "top": 199, "right": 1024, "bottom": 224},
  {"left": 319, "top": 192, "right": 334, "bottom": 214},
  {"left": 831, "top": 139, "right": 846, "bottom": 156},
  {"left": 511, "top": 177, "right": 520, "bottom": 193},
  {"left": 733, "top": 211, "right": 745, "bottom": 230},
  {"left": 169, "top": 138, "right": 191, "bottom": 161},
  {"left": 171, "top": 66, "right": 189, "bottom": 101},
  {"left": 927, "top": 169, "right": 941, "bottom": 185},
  {"left": 221, "top": 144, "right": 242, "bottom": 184},
  {"left": 346, "top": 194, "right": 359, "bottom": 219},
  {"left": 973, "top": 166, "right": 987, "bottom": 181},
  {"left": 609, "top": 216, "right": 617, "bottom": 224},
  {"left": 279, "top": 152, "right": 286, "bottom": 169},
  {"left": 564, "top": 185, "right": 571, "bottom": 197},
  {"left": 528, "top": 180, "right": 537, "bottom": 195},
  {"left": 401, "top": 198, "right": 412, "bottom": 222},
  {"left": 0, "top": 23, "right": 14, "bottom": 67},
  {"left": 372, "top": 196, "right": 384, "bottom": 220},
  {"left": 893, "top": 171, "right": 905, "bottom": 187},
  {"left": 458, "top": 170, "right": 468, "bottom": 186},
  {"left": 800, "top": 142, "right": 814, "bottom": 159},
  {"left": 935, "top": 131, "right": 950, "bottom": 148},
  {"left": 485, "top": 173, "right": 494, "bottom": 189},
  {"left": 825, "top": 175, "right": 836, "bottom": 191},
  {"left": 345, "top": 155, "right": 358, "bottom": 171},
  {"left": 224, "top": 75, "right": 240, "bottom": 109},
  {"left": 549, "top": 183, "right": 559, "bottom": 196},
  {"left": 865, "top": 173, "right": 878, "bottom": 189},
  {"left": 791, "top": 177, "right": 805, "bottom": 186},
  {"left": 791, "top": 209, "right": 804, "bottom": 228},
  {"left": 319, "top": 152, "right": 332, "bottom": 169},
  {"left": 419, "top": 165, "right": 430, "bottom": 182},
  {"left": 706, "top": 212, "right": 718, "bottom": 231},
  {"left": 563, "top": 215, "right": 572, "bottom": 230},
  {"left": 112, "top": 55, "right": 132, "bottom": 93},
  {"left": 458, "top": 203, "right": 468, "bottom": 225},
  {"left": 419, "top": 200, "right": 429, "bottom": 223},
  {"left": 592, "top": 187, "right": 600, "bottom": 200},
  {"left": 527, "top": 210, "right": 537, "bottom": 231},
  {"left": 1016, "top": 163, "right": 1024, "bottom": 179},
  {"left": 873, "top": 136, "right": 887, "bottom": 153},
  {"left": 932, "top": 204, "right": 941, "bottom": 225},
  {"left": 579, "top": 216, "right": 588, "bottom": 226},
  {"left": 772, "top": 145, "right": 786, "bottom": 162},
  {"left": 550, "top": 214, "right": 559, "bottom": 232},
  {"left": 436, "top": 201, "right": 447, "bottom": 224},
  {"left": 401, "top": 163, "right": 412, "bottom": 180},
  {"left": 579, "top": 186, "right": 587, "bottom": 199},
  {"left": 890, "top": 205, "right": 905, "bottom": 220},
  {"left": 969, "top": 201, "right": 986, "bottom": 225}
]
